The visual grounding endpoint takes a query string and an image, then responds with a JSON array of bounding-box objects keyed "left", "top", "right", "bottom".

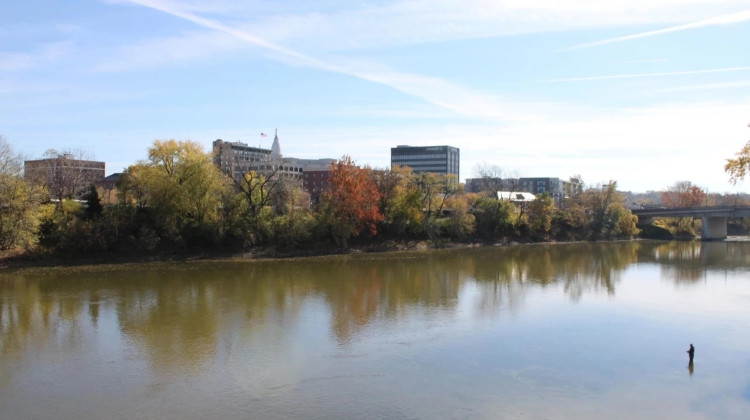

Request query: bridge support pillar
[{"left": 701, "top": 216, "right": 727, "bottom": 240}]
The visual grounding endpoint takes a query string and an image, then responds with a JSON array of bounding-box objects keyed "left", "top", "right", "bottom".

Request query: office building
[
  {"left": 213, "top": 139, "right": 273, "bottom": 180},
  {"left": 213, "top": 131, "right": 335, "bottom": 183},
  {"left": 24, "top": 154, "right": 106, "bottom": 199},
  {"left": 390, "top": 145, "right": 459, "bottom": 177},
  {"left": 465, "top": 177, "right": 521, "bottom": 194}
]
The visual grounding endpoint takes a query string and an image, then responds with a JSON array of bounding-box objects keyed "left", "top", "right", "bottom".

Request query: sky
[{"left": 2, "top": 0, "right": 750, "bottom": 193}]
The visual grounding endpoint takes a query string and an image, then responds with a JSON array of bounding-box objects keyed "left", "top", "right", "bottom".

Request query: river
[{"left": 1, "top": 241, "right": 749, "bottom": 419}]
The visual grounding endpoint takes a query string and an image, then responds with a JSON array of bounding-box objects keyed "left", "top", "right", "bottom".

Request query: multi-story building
[
  {"left": 213, "top": 131, "right": 335, "bottom": 186},
  {"left": 465, "top": 177, "right": 521, "bottom": 194},
  {"left": 390, "top": 145, "right": 459, "bottom": 178},
  {"left": 24, "top": 154, "right": 106, "bottom": 200},
  {"left": 519, "top": 177, "right": 580, "bottom": 200},
  {"left": 302, "top": 170, "right": 332, "bottom": 201},
  {"left": 213, "top": 139, "right": 273, "bottom": 180}
]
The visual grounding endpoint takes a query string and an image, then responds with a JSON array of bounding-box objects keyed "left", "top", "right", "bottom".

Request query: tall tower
[{"left": 271, "top": 128, "right": 282, "bottom": 159}]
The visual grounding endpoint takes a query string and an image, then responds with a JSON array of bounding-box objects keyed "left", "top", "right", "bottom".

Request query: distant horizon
[
  {"left": 20, "top": 140, "right": 750, "bottom": 197},
  {"left": 3, "top": 1, "right": 750, "bottom": 193}
]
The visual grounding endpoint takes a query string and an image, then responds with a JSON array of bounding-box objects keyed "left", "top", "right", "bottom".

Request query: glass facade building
[{"left": 390, "top": 145, "right": 460, "bottom": 177}]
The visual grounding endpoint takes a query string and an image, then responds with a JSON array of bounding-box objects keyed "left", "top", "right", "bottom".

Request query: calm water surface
[{"left": 1, "top": 241, "right": 749, "bottom": 419}]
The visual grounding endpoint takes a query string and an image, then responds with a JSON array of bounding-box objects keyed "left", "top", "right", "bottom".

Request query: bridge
[{"left": 631, "top": 206, "right": 750, "bottom": 240}]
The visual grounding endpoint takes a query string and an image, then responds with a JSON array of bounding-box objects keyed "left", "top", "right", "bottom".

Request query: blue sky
[{"left": 2, "top": 0, "right": 750, "bottom": 193}]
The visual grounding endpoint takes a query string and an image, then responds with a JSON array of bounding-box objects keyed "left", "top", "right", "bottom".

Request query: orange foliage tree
[
  {"left": 661, "top": 180, "right": 708, "bottom": 236},
  {"left": 320, "top": 156, "right": 384, "bottom": 247},
  {"left": 662, "top": 181, "right": 708, "bottom": 208}
]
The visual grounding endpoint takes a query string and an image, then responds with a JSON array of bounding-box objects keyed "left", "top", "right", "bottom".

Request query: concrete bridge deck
[{"left": 631, "top": 206, "right": 750, "bottom": 240}]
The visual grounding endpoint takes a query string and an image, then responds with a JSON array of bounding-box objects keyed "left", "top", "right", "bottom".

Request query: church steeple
[{"left": 271, "top": 128, "right": 282, "bottom": 159}]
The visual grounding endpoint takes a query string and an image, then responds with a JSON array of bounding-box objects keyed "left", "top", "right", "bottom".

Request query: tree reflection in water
[{"left": 1, "top": 240, "right": 749, "bottom": 379}]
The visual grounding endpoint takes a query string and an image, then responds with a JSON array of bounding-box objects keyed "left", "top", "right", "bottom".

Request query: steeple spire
[{"left": 271, "top": 128, "right": 282, "bottom": 159}]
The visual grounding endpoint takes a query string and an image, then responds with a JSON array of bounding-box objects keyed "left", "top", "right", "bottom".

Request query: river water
[{"left": 1, "top": 241, "right": 749, "bottom": 419}]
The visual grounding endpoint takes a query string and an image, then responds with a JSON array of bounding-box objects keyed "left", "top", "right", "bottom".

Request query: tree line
[{"left": 4, "top": 135, "right": 747, "bottom": 260}]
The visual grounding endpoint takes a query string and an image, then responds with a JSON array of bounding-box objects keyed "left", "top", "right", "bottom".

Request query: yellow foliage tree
[
  {"left": 123, "top": 140, "right": 226, "bottom": 237},
  {"left": 725, "top": 135, "right": 750, "bottom": 185}
]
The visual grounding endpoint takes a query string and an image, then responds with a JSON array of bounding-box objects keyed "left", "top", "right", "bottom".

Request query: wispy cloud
[
  {"left": 618, "top": 58, "right": 668, "bottom": 65},
  {"left": 113, "top": 1, "right": 748, "bottom": 53},
  {"left": 567, "top": 9, "right": 750, "bottom": 50},
  {"left": 118, "top": 0, "right": 525, "bottom": 120},
  {"left": 273, "top": 100, "right": 750, "bottom": 191},
  {"left": 543, "top": 66, "right": 750, "bottom": 83},
  {"left": 658, "top": 80, "right": 750, "bottom": 92},
  {"left": 0, "top": 41, "right": 71, "bottom": 71},
  {"left": 96, "top": 30, "right": 246, "bottom": 72}
]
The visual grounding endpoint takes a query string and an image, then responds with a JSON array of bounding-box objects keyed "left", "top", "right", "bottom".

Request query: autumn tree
[
  {"left": 443, "top": 194, "right": 475, "bottom": 239},
  {"left": 581, "top": 181, "right": 639, "bottom": 240},
  {"left": 0, "top": 137, "right": 45, "bottom": 249},
  {"left": 117, "top": 164, "right": 150, "bottom": 208},
  {"left": 472, "top": 196, "right": 517, "bottom": 240},
  {"left": 373, "top": 165, "right": 423, "bottom": 236},
  {"left": 222, "top": 158, "right": 286, "bottom": 219},
  {"left": 269, "top": 178, "right": 308, "bottom": 216},
  {"left": 123, "top": 140, "right": 225, "bottom": 243},
  {"left": 415, "top": 172, "right": 462, "bottom": 238},
  {"left": 552, "top": 201, "right": 588, "bottom": 241},
  {"left": 526, "top": 193, "right": 556, "bottom": 240},
  {"left": 318, "top": 156, "right": 383, "bottom": 248},
  {"left": 419, "top": 173, "right": 461, "bottom": 220},
  {"left": 658, "top": 181, "right": 707, "bottom": 236},
  {"left": 662, "top": 181, "right": 708, "bottom": 208},
  {"left": 725, "top": 125, "right": 750, "bottom": 184}
]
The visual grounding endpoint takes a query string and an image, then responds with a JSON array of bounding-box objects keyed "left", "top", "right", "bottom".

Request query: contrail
[
  {"left": 121, "top": 0, "right": 337, "bottom": 72},
  {"left": 120, "top": 0, "right": 514, "bottom": 119},
  {"left": 567, "top": 9, "right": 750, "bottom": 50},
  {"left": 544, "top": 66, "right": 750, "bottom": 83}
]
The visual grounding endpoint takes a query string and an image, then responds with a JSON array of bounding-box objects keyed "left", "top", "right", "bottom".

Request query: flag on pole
[{"left": 260, "top": 133, "right": 268, "bottom": 137}]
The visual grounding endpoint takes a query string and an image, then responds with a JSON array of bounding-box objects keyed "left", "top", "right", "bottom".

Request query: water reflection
[
  {"left": 637, "top": 241, "right": 750, "bottom": 283},
  {"left": 3, "top": 241, "right": 750, "bottom": 369},
  {"left": 1, "top": 240, "right": 750, "bottom": 419}
]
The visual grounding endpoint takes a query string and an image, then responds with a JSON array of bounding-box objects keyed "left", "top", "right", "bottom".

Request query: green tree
[
  {"left": 82, "top": 184, "right": 103, "bottom": 220},
  {"left": 472, "top": 196, "right": 517, "bottom": 240}
]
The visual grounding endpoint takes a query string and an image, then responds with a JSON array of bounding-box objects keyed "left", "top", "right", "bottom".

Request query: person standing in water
[{"left": 687, "top": 344, "right": 695, "bottom": 364}]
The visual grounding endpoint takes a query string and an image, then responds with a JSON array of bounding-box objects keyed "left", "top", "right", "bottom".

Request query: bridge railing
[{"left": 631, "top": 205, "right": 750, "bottom": 218}]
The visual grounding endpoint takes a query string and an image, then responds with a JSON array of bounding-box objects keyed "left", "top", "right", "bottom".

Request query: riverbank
[
  {"left": 0, "top": 238, "right": 508, "bottom": 270},
  {"left": 5, "top": 231, "right": 721, "bottom": 270}
]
